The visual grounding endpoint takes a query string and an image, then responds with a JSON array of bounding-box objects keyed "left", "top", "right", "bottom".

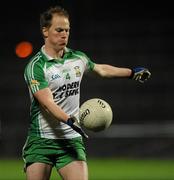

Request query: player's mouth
[
  {"left": 59, "top": 41, "right": 67, "bottom": 46},
  {"left": 60, "top": 42, "right": 66, "bottom": 46}
]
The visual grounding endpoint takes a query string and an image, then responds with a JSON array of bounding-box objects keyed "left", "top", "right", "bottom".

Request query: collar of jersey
[{"left": 40, "top": 46, "right": 73, "bottom": 64}]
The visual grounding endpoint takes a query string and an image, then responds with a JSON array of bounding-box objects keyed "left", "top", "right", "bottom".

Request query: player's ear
[{"left": 42, "top": 27, "right": 48, "bottom": 38}]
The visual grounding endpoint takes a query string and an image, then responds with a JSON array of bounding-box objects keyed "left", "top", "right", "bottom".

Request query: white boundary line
[{"left": 87, "top": 123, "right": 174, "bottom": 138}]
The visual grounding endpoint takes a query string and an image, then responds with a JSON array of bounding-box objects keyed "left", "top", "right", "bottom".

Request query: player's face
[{"left": 44, "top": 14, "right": 70, "bottom": 51}]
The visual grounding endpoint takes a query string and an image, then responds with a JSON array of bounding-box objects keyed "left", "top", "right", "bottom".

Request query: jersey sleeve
[
  {"left": 75, "top": 50, "right": 95, "bottom": 71},
  {"left": 24, "top": 60, "right": 48, "bottom": 94},
  {"left": 87, "top": 58, "right": 95, "bottom": 71}
]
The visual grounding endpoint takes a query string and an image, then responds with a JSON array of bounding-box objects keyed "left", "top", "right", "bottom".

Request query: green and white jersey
[{"left": 24, "top": 47, "right": 95, "bottom": 139}]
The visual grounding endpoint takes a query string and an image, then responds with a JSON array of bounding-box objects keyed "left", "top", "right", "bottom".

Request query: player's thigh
[
  {"left": 58, "top": 160, "right": 88, "bottom": 180},
  {"left": 26, "top": 162, "right": 52, "bottom": 180}
]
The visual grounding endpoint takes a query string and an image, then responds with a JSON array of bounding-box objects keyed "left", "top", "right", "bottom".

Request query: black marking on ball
[
  {"left": 80, "top": 108, "right": 90, "bottom": 125},
  {"left": 97, "top": 99, "right": 106, "bottom": 108}
]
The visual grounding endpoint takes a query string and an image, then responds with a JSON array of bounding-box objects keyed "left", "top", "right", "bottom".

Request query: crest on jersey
[{"left": 74, "top": 66, "right": 81, "bottom": 77}]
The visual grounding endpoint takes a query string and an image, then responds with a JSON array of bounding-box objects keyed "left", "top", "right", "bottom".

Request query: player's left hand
[
  {"left": 66, "top": 116, "right": 89, "bottom": 139},
  {"left": 130, "top": 67, "right": 151, "bottom": 83}
]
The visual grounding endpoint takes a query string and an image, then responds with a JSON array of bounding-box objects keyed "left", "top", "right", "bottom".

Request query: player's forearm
[
  {"left": 105, "top": 66, "right": 132, "bottom": 77},
  {"left": 94, "top": 64, "right": 132, "bottom": 78},
  {"left": 34, "top": 88, "right": 69, "bottom": 122},
  {"left": 41, "top": 99, "right": 69, "bottom": 122}
]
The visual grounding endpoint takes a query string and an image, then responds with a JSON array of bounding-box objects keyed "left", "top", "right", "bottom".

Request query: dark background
[{"left": 0, "top": 1, "right": 174, "bottom": 158}]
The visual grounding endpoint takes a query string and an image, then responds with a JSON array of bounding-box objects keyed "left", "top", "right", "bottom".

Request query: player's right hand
[{"left": 66, "top": 116, "right": 89, "bottom": 139}]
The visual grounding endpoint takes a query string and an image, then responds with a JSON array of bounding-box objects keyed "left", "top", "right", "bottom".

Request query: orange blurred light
[{"left": 15, "top": 41, "right": 33, "bottom": 58}]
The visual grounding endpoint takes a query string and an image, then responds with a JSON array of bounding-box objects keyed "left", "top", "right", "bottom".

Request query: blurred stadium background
[{"left": 0, "top": 1, "right": 174, "bottom": 179}]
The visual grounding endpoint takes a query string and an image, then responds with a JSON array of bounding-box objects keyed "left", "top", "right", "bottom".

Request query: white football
[{"left": 79, "top": 98, "right": 113, "bottom": 132}]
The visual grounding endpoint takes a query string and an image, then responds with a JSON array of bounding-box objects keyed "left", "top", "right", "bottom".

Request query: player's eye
[
  {"left": 55, "top": 28, "right": 63, "bottom": 32},
  {"left": 65, "top": 29, "right": 69, "bottom": 32},
  {"left": 55, "top": 28, "right": 69, "bottom": 33}
]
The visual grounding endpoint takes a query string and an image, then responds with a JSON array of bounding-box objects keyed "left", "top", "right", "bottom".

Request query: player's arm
[
  {"left": 33, "top": 88, "right": 88, "bottom": 138},
  {"left": 33, "top": 87, "right": 69, "bottom": 122},
  {"left": 93, "top": 64, "right": 132, "bottom": 78},
  {"left": 93, "top": 63, "right": 151, "bottom": 83}
]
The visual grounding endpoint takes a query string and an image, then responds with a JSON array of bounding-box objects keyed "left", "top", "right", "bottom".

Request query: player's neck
[{"left": 44, "top": 45, "right": 64, "bottom": 59}]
